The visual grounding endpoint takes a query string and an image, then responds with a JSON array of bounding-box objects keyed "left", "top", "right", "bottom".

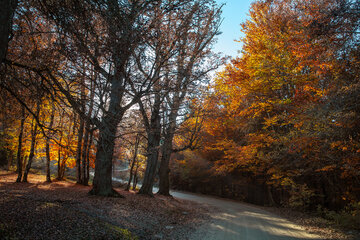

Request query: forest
[
  {"left": 0, "top": 0, "right": 360, "bottom": 238},
  {"left": 172, "top": 0, "right": 360, "bottom": 211}
]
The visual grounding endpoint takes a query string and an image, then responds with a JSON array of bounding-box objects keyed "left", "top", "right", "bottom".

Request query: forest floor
[
  {"left": 1, "top": 170, "right": 358, "bottom": 240},
  {"left": 261, "top": 206, "right": 360, "bottom": 240},
  {"left": 0, "top": 170, "right": 209, "bottom": 240}
]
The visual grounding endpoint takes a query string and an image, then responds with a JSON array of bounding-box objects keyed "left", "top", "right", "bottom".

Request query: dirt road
[{"left": 171, "top": 191, "right": 322, "bottom": 240}]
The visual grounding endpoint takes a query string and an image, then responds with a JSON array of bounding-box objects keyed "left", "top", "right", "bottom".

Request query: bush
[{"left": 287, "top": 183, "right": 315, "bottom": 210}]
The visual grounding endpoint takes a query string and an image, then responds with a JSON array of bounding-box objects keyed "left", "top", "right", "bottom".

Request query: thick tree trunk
[
  {"left": 22, "top": 120, "right": 38, "bottom": 182},
  {"left": 15, "top": 106, "right": 25, "bottom": 182},
  {"left": 158, "top": 98, "right": 180, "bottom": 196},
  {"left": 90, "top": 79, "right": 126, "bottom": 196},
  {"left": 45, "top": 106, "right": 55, "bottom": 182},
  {"left": 90, "top": 121, "right": 120, "bottom": 196},
  {"left": 57, "top": 157, "right": 66, "bottom": 181},
  {"left": 158, "top": 139, "right": 173, "bottom": 195},
  {"left": 139, "top": 93, "right": 161, "bottom": 196},
  {"left": 0, "top": 0, "right": 18, "bottom": 63}
]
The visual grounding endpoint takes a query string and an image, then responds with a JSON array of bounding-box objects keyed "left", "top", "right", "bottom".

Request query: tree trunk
[
  {"left": 126, "top": 159, "right": 135, "bottom": 191},
  {"left": 267, "top": 184, "right": 276, "bottom": 206},
  {"left": 84, "top": 129, "right": 93, "bottom": 186},
  {"left": 82, "top": 75, "right": 94, "bottom": 185},
  {"left": 126, "top": 134, "right": 140, "bottom": 191},
  {"left": 139, "top": 93, "right": 161, "bottom": 196},
  {"left": 45, "top": 105, "right": 55, "bottom": 182},
  {"left": 75, "top": 115, "right": 84, "bottom": 184},
  {"left": 158, "top": 98, "right": 180, "bottom": 196},
  {"left": 0, "top": 0, "right": 18, "bottom": 63},
  {"left": 90, "top": 121, "right": 120, "bottom": 196},
  {"left": 23, "top": 102, "right": 40, "bottom": 182},
  {"left": 76, "top": 71, "right": 87, "bottom": 184},
  {"left": 16, "top": 105, "right": 25, "bottom": 182},
  {"left": 22, "top": 119, "right": 38, "bottom": 182},
  {"left": 132, "top": 165, "right": 139, "bottom": 191},
  {"left": 57, "top": 139, "right": 62, "bottom": 180},
  {"left": 45, "top": 139, "right": 51, "bottom": 182},
  {"left": 81, "top": 125, "right": 90, "bottom": 185},
  {"left": 90, "top": 88, "right": 126, "bottom": 196},
  {"left": 60, "top": 160, "right": 66, "bottom": 180},
  {"left": 158, "top": 138, "right": 173, "bottom": 195},
  {"left": 7, "top": 153, "right": 13, "bottom": 170}
]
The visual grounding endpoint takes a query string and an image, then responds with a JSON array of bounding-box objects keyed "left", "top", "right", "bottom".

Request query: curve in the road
[{"left": 171, "top": 191, "right": 322, "bottom": 240}]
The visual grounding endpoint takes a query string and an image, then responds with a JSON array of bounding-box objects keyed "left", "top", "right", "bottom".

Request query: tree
[
  {"left": 10, "top": 0, "right": 189, "bottom": 196},
  {"left": 45, "top": 103, "right": 55, "bottom": 182},
  {"left": 174, "top": 0, "right": 359, "bottom": 208},
  {"left": 15, "top": 105, "right": 25, "bottom": 182},
  {"left": 125, "top": 133, "right": 141, "bottom": 191},
  {"left": 157, "top": 0, "right": 222, "bottom": 195},
  {"left": 0, "top": 0, "right": 18, "bottom": 63},
  {"left": 138, "top": 0, "right": 222, "bottom": 195},
  {"left": 22, "top": 100, "right": 41, "bottom": 182}
]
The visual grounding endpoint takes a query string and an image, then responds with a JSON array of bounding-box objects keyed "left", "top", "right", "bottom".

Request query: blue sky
[{"left": 213, "top": 0, "right": 254, "bottom": 58}]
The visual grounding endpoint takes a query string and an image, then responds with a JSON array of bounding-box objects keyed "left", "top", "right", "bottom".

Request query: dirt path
[{"left": 171, "top": 191, "right": 323, "bottom": 240}]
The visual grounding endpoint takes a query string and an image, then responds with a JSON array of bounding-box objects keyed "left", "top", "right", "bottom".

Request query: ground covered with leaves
[
  {"left": 261, "top": 206, "right": 360, "bottom": 240},
  {"left": 0, "top": 170, "right": 208, "bottom": 240}
]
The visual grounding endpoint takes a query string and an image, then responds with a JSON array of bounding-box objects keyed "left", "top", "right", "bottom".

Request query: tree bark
[
  {"left": 22, "top": 118, "right": 38, "bottom": 182},
  {"left": 81, "top": 125, "right": 90, "bottom": 185},
  {"left": 45, "top": 105, "right": 55, "bottom": 182},
  {"left": 57, "top": 135, "right": 63, "bottom": 180},
  {"left": 76, "top": 70, "right": 87, "bottom": 184},
  {"left": 89, "top": 76, "right": 126, "bottom": 197},
  {"left": 75, "top": 115, "right": 84, "bottom": 184},
  {"left": 267, "top": 184, "right": 276, "bottom": 206},
  {"left": 126, "top": 134, "right": 140, "bottom": 191},
  {"left": 158, "top": 138, "right": 173, "bottom": 195},
  {"left": 158, "top": 96, "right": 181, "bottom": 195},
  {"left": 15, "top": 105, "right": 25, "bottom": 182},
  {"left": 84, "top": 129, "right": 93, "bottom": 186},
  {"left": 139, "top": 93, "right": 161, "bottom": 196},
  {"left": 81, "top": 84, "right": 94, "bottom": 185},
  {"left": 23, "top": 102, "right": 40, "bottom": 182},
  {"left": 133, "top": 163, "right": 139, "bottom": 191},
  {"left": 0, "top": 0, "right": 18, "bottom": 63},
  {"left": 132, "top": 169, "right": 138, "bottom": 191},
  {"left": 90, "top": 120, "right": 121, "bottom": 197}
]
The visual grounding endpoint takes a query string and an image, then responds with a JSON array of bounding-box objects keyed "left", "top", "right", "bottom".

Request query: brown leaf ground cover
[
  {"left": 0, "top": 170, "right": 209, "bottom": 240},
  {"left": 260, "top": 206, "right": 360, "bottom": 240}
]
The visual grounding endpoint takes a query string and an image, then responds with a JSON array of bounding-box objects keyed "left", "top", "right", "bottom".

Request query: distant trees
[{"left": 173, "top": 0, "right": 360, "bottom": 210}]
